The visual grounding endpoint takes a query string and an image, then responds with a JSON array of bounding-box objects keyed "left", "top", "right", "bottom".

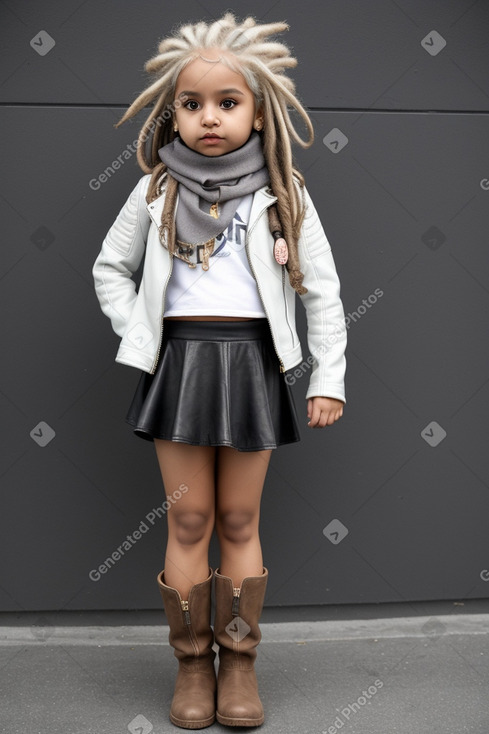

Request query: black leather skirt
[{"left": 125, "top": 319, "right": 301, "bottom": 451}]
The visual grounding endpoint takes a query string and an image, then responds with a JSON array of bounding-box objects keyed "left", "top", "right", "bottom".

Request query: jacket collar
[{"left": 146, "top": 183, "right": 277, "bottom": 232}]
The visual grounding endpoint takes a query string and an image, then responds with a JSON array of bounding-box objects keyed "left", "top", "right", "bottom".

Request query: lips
[{"left": 202, "top": 133, "right": 222, "bottom": 139}]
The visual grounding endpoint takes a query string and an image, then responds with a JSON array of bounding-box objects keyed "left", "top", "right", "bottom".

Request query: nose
[{"left": 201, "top": 104, "right": 220, "bottom": 127}]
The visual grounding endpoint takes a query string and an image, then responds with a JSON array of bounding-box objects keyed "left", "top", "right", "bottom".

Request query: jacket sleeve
[
  {"left": 298, "top": 186, "right": 347, "bottom": 403},
  {"left": 92, "top": 175, "right": 152, "bottom": 337}
]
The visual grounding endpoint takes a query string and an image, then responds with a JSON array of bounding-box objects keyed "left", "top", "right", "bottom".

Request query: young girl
[{"left": 93, "top": 13, "right": 346, "bottom": 730}]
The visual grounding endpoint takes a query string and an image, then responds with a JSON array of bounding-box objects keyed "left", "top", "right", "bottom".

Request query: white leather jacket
[{"left": 92, "top": 174, "right": 347, "bottom": 403}]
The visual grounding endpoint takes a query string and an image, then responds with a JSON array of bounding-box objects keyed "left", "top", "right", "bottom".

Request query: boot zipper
[
  {"left": 232, "top": 587, "right": 240, "bottom": 616},
  {"left": 180, "top": 598, "right": 199, "bottom": 656},
  {"left": 180, "top": 599, "right": 191, "bottom": 625}
]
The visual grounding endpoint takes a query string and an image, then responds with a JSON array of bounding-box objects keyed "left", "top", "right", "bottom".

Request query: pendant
[
  {"left": 273, "top": 234, "right": 289, "bottom": 265},
  {"left": 209, "top": 202, "right": 219, "bottom": 219}
]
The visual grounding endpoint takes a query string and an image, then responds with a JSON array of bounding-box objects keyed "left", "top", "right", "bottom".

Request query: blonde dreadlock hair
[{"left": 115, "top": 13, "right": 314, "bottom": 294}]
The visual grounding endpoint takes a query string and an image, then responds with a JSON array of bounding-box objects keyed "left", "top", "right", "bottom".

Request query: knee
[
  {"left": 217, "top": 510, "right": 257, "bottom": 544},
  {"left": 172, "top": 511, "right": 211, "bottom": 546}
]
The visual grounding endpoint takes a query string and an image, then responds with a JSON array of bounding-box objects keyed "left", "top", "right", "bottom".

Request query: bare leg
[
  {"left": 215, "top": 447, "right": 272, "bottom": 586},
  {"left": 154, "top": 439, "right": 216, "bottom": 599}
]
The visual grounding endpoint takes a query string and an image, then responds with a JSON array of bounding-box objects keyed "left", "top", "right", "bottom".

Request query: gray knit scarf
[{"left": 157, "top": 131, "right": 269, "bottom": 247}]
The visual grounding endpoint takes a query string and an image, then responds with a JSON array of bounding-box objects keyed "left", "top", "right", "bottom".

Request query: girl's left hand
[{"left": 307, "top": 397, "right": 344, "bottom": 428}]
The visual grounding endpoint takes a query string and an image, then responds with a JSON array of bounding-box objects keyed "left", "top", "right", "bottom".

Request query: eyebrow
[{"left": 179, "top": 88, "right": 245, "bottom": 97}]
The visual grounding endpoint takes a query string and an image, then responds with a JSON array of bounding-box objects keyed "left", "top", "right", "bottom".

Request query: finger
[
  {"left": 313, "top": 410, "right": 328, "bottom": 428},
  {"left": 319, "top": 410, "right": 340, "bottom": 427},
  {"left": 307, "top": 403, "right": 320, "bottom": 427}
]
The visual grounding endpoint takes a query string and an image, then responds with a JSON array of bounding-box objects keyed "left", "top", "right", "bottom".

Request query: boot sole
[
  {"left": 216, "top": 711, "right": 264, "bottom": 727},
  {"left": 170, "top": 712, "right": 215, "bottom": 729}
]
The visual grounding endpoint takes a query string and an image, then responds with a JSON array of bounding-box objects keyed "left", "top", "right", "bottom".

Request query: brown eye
[{"left": 221, "top": 99, "right": 237, "bottom": 109}]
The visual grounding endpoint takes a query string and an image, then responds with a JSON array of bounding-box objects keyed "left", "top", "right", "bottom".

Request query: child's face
[{"left": 173, "top": 49, "right": 262, "bottom": 156}]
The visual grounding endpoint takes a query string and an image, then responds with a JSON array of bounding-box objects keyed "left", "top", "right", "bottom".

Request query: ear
[{"left": 253, "top": 108, "right": 264, "bottom": 131}]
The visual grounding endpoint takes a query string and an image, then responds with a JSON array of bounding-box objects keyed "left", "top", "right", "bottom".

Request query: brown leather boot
[
  {"left": 214, "top": 567, "right": 268, "bottom": 727},
  {"left": 157, "top": 568, "right": 216, "bottom": 729}
]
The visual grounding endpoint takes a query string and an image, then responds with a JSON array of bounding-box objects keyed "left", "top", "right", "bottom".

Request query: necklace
[
  {"left": 176, "top": 236, "right": 215, "bottom": 270},
  {"left": 201, "top": 238, "right": 214, "bottom": 270}
]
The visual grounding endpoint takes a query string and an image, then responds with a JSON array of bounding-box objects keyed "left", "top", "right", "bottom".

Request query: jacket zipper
[
  {"left": 150, "top": 254, "right": 174, "bottom": 374},
  {"left": 245, "top": 204, "right": 285, "bottom": 373},
  {"left": 282, "top": 265, "right": 296, "bottom": 344}
]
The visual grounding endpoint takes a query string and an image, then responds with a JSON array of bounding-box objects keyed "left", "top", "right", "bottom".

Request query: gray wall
[{"left": 1, "top": 0, "right": 488, "bottom": 611}]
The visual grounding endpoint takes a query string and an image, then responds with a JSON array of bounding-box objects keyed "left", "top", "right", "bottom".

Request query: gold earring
[
  {"left": 173, "top": 122, "right": 178, "bottom": 132},
  {"left": 255, "top": 120, "right": 263, "bottom": 131}
]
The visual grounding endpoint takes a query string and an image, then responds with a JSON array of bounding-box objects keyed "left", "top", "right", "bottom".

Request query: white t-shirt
[{"left": 163, "top": 194, "right": 267, "bottom": 318}]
